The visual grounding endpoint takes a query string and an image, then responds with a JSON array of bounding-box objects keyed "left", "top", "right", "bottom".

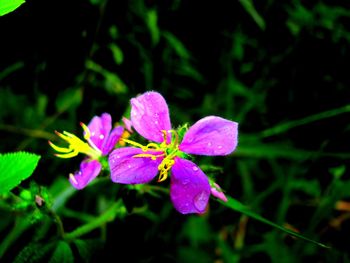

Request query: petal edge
[
  {"left": 170, "top": 157, "right": 210, "bottom": 214},
  {"left": 179, "top": 116, "right": 238, "bottom": 156}
]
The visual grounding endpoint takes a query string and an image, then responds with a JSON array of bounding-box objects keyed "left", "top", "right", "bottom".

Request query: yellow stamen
[
  {"left": 157, "top": 158, "right": 175, "bottom": 182},
  {"left": 80, "top": 122, "right": 91, "bottom": 140},
  {"left": 80, "top": 122, "right": 101, "bottom": 153},
  {"left": 55, "top": 151, "right": 79, "bottom": 159},
  {"left": 49, "top": 126, "right": 102, "bottom": 159},
  {"left": 48, "top": 140, "right": 72, "bottom": 153},
  {"left": 122, "top": 138, "right": 148, "bottom": 150},
  {"left": 122, "top": 129, "right": 181, "bottom": 183},
  {"left": 119, "top": 130, "right": 131, "bottom": 146},
  {"left": 133, "top": 153, "right": 165, "bottom": 160}
]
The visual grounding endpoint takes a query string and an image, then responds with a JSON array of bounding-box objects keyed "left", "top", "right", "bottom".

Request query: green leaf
[
  {"left": 290, "top": 179, "right": 321, "bottom": 197},
  {"left": 239, "top": 0, "right": 265, "bottom": 30},
  {"left": 0, "top": 0, "right": 25, "bottom": 16},
  {"left": 109, "top": 43, "right": 124, "bottom": 65},
  {"left": 163, "top": 31, "right": 191, "bottom": 59},
  {"left": 258, "top": 104, "right": 350, "bottom": 138},
  {"left": 0, "top": 152, "right": 41, "bottom": 193},
  {"left": 55, "top": 87, "right": 82, "bottom": 112},
  {"left": 146, "top": 9, "right": 160, "bottom": 46},
  {"left": 218, "top": 196, "right": 330, "bottom": 248},
  {"left": 181, "top": 216, "right": 211, "bottom": 246},
  {"left": 73, "top": 239, "right": 102, "bottom": 262},
  {"left": 49, "top": 241, "right": 74, "bottom": 263},
  {"left": 13, "top": 242, "right": 55, "bottom": 263}
]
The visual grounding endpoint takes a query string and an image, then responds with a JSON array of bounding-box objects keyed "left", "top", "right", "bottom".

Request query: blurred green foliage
[{"left": 1, "top": 0, "right": 350, "bottom": 262}]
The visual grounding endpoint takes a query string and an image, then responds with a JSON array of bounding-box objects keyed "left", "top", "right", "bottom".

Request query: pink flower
[
  {"left": 108, "top": 92, "right": 238, "bottom": 214},
  {"left": 50, "top": 113, "right": 123, "bottom": 189}
]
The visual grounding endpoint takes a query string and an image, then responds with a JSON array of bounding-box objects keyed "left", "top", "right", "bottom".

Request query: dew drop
[
  {"left": 99, "top": 134, "right": 104, "bottom": 140},
  {"left": 193, "top": 191, "right": 208, "bottom": 211},
  {"left": 182, "top": 179, "right": 190, "bottom": 185},
  {"left": 91, "top": 132, "right": 95, "bottom": 136},
  {"left": 127, "top": 165, "right": 131, "bottom": 169},
  {"left": 217, "top": 145, "right": 223, "bottom": 149},
  {"left": 192, "top": 166, "right": 199, "bottom": 172},
  {"left": 154, "top": 120, "right": 159, "bottom": 125},
  {"left": 207, "top": 142, "right": 212, "bottom": 147},
  {"left": 116, "top": 155, "right": 120, "bottom": 159}
]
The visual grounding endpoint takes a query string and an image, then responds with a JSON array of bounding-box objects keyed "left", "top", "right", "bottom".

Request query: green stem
[
  {"left": 64, "top": 201, "right": 126, "bottom": 241},
  {"left": 47, "top": 208, "right": 65, "bottom": 238},
  {"left": 258, "top": 104, "right": 350, "bottom": 138},
  {"left": 0, "top": 216, "right": 31, "bottom": 258},
  {"left": 217, "top": 196, "right": 330, "bottom": 248}
]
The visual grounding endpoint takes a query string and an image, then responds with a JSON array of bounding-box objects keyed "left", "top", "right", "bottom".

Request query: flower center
[
  {"left": 49, "top": 122, "right": 102, "bottom": 159},
  {"left": 122, "top": 130, "right": 180, "bottom": 182}
]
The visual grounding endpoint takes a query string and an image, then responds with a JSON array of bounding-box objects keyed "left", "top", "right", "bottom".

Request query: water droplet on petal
[
  {"left": 192, "top": 166, "right": 199, "bottom": 172},
  {"left": 154, "top": 120, "right": 159, "bottom": 125},
  {"left": 127, "top": 165, "right": 131, "bottom": 169},
  {"left": 116, "top": 155, "right": 120, "bottom": 159},
  {"left": 193, "top": 191, "right": 208, "bottom": 212},
  {"left": 182, "top": 179, "right": 190, "bottom": 185},
  {"left": 99, "top": 134, "right": 104, "bottom": 140},
  {"left": 217, "top": 145, "right": 222, "bottom": 149},
  {"left": 207, "top": 142, "right": 212, "bottom": 147}
]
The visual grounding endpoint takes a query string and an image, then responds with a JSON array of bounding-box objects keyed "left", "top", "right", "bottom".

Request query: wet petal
[
  {"left": 69, "top": 160, "right": 102, "bottom": 190},
  {"left": 170, "top": 157, "right": 210, "bottom": 214},
  {"left": 179, "top": 116, "right": 238, "bottom": 156},
  {"left": 122, "top": 117, "right": 133, "bottom": 133},
  {"left": 109, "top": 147, "right": 162, "bottom": 184},
  {"left": 130, "top": 91, "right": 171, "bottom": 143},
  {"left": 101, "top": 126, "right": 124, "bottom": 155},
  {"left": 87, "top": 113, "right": 112, "bottom": 150},
  {"left": 211, "top": 183, "right": 228, "bottom": 202}
]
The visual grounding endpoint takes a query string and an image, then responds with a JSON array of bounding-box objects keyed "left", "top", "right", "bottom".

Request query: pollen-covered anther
[
  {"left": 80, "top": 122, "right": 91, "bottom": 140},
  {"left": 49, "top": 128, "right": 102, "bottom": 159},
  {"left": 157, "top": 158, "right": 175, "bottom": 182}
]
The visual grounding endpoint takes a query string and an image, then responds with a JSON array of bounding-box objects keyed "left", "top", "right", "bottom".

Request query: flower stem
[{"left": 64, "top": 200, "right": 126, "bottom": 241}]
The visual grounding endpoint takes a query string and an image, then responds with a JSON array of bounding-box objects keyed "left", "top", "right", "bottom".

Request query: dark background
[{"left": 1, "top": 0, "right": 350, "bottom": 262}]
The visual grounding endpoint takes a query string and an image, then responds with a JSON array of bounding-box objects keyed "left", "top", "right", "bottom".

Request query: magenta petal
[
  {"left": 122, "top": 117, "right": 133, "bottom": 133},
  {"left": 109, "top": 147, "right": 162, "bottom": 184},
  {"left": 170, "top": 157, "right": 211, "bottom": 214},
  {"left": 211, "top": 183, "right": 228, "bottom": 202},
  {"left": 69, "top": 160, "right": 102, "bottom": 190},
  {"left": 87, "top": 113, "right": 112, "bottom": 151},
  {"left": 130, "top": 91, "right": 171, "bottom": 143},
  {"left": 101, "top": 126, "right": 124, "bottom": 155},
  {"left": 179, "top": 116, "right": 238, "bottom": 156}
]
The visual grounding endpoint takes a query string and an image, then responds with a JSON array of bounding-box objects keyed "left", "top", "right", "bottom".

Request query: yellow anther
[
  {"left": 146, "top": 143, "right": 162, "bottom": 150},
  {"left": 122, "top": 129, "right": 181, "bottom": 183},
  {"left": 122, "top": 138, "right": 147, "bottom": 150},
  {"left": 157, "top": 158, "right": 175, "bottom": 182},
  {"left": 119, "top": 131, "right": 131, "bottom": 146},
  {"left": 49, "top": 128, "right": 101, "bottom": 159},
  {"left": 55, "top": 151, "right": 79, "bottom": 159},
  {"left": 133, "top": 152, "right": 165, "bottom": 160},
  {"left": 80, "top": 122, "right": 91, "bottom": 140},
  {"left": 48, "top": 141, "right": 72, "bottom": 153}
]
